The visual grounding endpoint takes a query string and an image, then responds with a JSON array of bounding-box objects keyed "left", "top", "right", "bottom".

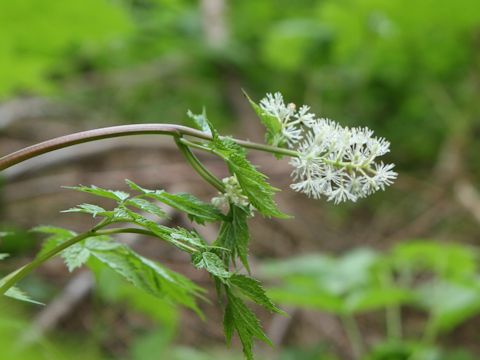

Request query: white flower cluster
[
  {"left": 259, "top": 92, "right": 316, "bottom": 146},
  {"left": 259, "top": 92, "right": 397, "bottom": 204},
  {"left": 212, "top": 175, "right": 252, "bottom": 211}
]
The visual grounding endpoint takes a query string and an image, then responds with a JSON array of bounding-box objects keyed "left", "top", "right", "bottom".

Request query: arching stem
[{"left": 0, "top": 124, "right": 299, "bottom": 171}]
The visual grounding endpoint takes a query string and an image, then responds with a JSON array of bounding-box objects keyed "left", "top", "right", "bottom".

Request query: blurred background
[{"left": 1, "top": 0, "right": 480, "bottom": 359}]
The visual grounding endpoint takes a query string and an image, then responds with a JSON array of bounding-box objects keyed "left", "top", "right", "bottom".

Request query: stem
[
  {"left": 0, "top": 219, "right": 109, "bottom": 295},
  {"left": 0, "top": 225, "right": 202, "bottom": 295},
  {"left": 174, "top": 136, "right": 225, "bottom": 192},
  {"left": 341, "top": 315, "right": 364, "bottom": 360},
  {"left": 386, "top": 305, "right": 402, "bottom": 340},
  {"left": 0, "top": 124, "right": 299, "bottom": 171},
  {"left": 178, "top": 138, "right": 217, "bottom": 154},
  {"left": 383, "top": 272, "right": 402, "bottom": 340}
]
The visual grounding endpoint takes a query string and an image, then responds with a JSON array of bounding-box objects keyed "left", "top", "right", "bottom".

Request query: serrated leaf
[
  {"left": 90, "top": 245, "right": 204, "bottom": 315},
  {"left": 127, "top": 210, "right": 207, "bottom": 252},
  {"left": 126, "top": 198, "right": 168, "bottom": 219},
  {"left": 152, "top": 191, "right": 223, "bottom": 224},
  {"left": 193, "top": 252, "right": 231, "bottom": 279},
  {"left": 34, "top": 226, "right": 115, "bottom": 272},
  {"left": 230, "top": 274, "right": 285, "bottom": 315},
  {"left": 243, "top": 90, "right": 282, "bottom": 146},
  {"left": 126, "top": 179, "right": 224, "bottom": 224},
  {"left": 210, "top": 137, "right": 289, "bottom": 218},
  {"left": 169, "top": 227, "right": 206, "bottom": 249},
  {"left": 216, "top": 205, "right": 250, "bottom": 271},
  {"left": 4, "top": 286, "right": 44, "bottom": 305},
  {"left": 227, "top": 153, "right": 288, "bottom": 219},
  {"left": 224, "top": 290, "right": 272, "bottom": 360},
  {"left": 224, "top": 297, "right": 235, "bottom": 345},
  {"left": 64, "top": 185, "right": 130, "bottom": 202},
  {"left": 85, "top": 237, "right": 121, "bottom": 251},
  {"left": 187, "top": 108, "right": 212, "bottom": 135},
  {"left": 33, "top": 226, "right": 77, "bottom": 258},
  {"left": 32, "top": 225, "right": 75, "bottom": 236},
  {"left": 62, "top": 234, "right": 122, "bottom": 273},
  {"left": 111, "top": 207, "right": 135, "bottom": 222},
  {"left": 61, "top": 243, "right": 91, "bottom": 272},
  {"left": 62, "top": 203, "right": 108, "bottom": 217}
]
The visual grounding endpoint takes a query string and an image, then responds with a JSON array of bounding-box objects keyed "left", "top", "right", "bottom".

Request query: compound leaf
[
  {"left": 126, "top": 198, "right": 168, "bottom": 219},
  {"left": 230, "top": 274, "right": 285, "bottom": 315},
  {"left": 210, "top": 137, "right": 289, "bottom": 219},
  {"left": 243, "top": 90, "right": 282, "bottom": 146},
  {"left": 90, "top": 244, "right": 204, "bottom": 315},
  {"left": 64, "top": 185, "right": 130, "bottom": 202},
  {"left": 62, "top": 203, "right": 108, "bottom": 217},
  {"left": 216, "top": 205, "right": 250, "bottom": 271},
  {"left": 224, "top": 290, "right": 272, "bottom": 360},
  {"left": 4, "top": 286, "right": 44, "bottom": 305},
  {"left": 193, "top": 251, "right": 231, "bottom": 279},
  {"left": 126, "top": 180, "right": 223, "bottom": 224}
]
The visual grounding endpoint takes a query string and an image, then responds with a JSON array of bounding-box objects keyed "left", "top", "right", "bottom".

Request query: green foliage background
[{"left": 2, "top": 0, "right": 480, "bottom": 168}]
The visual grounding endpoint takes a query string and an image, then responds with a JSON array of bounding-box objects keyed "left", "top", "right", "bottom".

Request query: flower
[
  {"left": 258, "top": 92, "right": 397, "bottom": 203},
  {"left": 259, "top": 92, "right": 316, "bottom": 147}
]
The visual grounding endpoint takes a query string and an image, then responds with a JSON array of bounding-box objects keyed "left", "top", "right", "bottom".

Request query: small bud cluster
[
  {"left": 212, "top": 175, "right": 252, "bottom": 211},
  {"left": 259, "top": 92, "right": 397, "bottom": 204}
]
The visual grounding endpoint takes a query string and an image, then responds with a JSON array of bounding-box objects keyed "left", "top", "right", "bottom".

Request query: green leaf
[
  {"left": 230, "top": 274, "right": 285, "bottom": 315},
  {"left": 344, "top": 287, "right": 415, "bottom": 313},
  {"left": 85, "top": 237, "right": 121, "bottom": 251},
  {"left": 243, "top": 90, "right": 283, "bottom": 146},
  {"left": 193, "top": 252, "right": 231, "bottom": 279},
  {"left": 32, "top": 225, "right": 75, "bottom": 236},
  {"left": 261, "top": 253, "right": 334, "bottom": 277},
  {"left": 126, "top": 179, "right": 224, "bottom": 224},
  {"left": 4, "top": 286, "right": 44, "bottom": 305},
  {"left": 60, "top": 234, "right": 114, "bottom": 272},
  {"left": 111, "top": 207, "right": 136, "bottom": 222},
  {"left": 127, "top": 211, "right": 206, "bottom": 251},
  {"left": 267, "top": 283, "right": 344, "bottom": 314},
  {"left": 187, "top": 108, "right": 212, "bottom": 135},
  {"left": 392, "top": 240, "right": 479, "bottom": 279},
  {"left": 210, "top": 137, "right": 289, "bottom": 218},
  {"left": 90, "top": 244, "right": 204, "bottom": 316},
  {"left": 224, "top": 290, "right": 272, "bottom": 360},
  {"left": 0, "top": 253, "right": 9, "bottom": 260},
  {"left": 34, "top": 226, "right": 117, "bottom": 272},
  {"left": 62, "top": 243, "right": 90, "bottom": 272},
  {"left": 64, "top": 185, "right": 130, "bottom": 202},
  {"left": 61, "top": 203, "right": 108, "bottom": 217},
  {"left": 414, "top": 280, "right": 480, "bottom": 333},
  {"left": 216, "top": 205, "right": 250, "bottom": 271},
  {"left": 168, "top": 227, "right": 207, "bottom": 249},
  {"left": 126, "top": 198, "right": 168, "bottom": 219},
  {"left": 33, "top": 226, "right": 77, "bottom": 258},
  {"left": 224, "top": 298, "right": 235, "bottom": 345}
]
